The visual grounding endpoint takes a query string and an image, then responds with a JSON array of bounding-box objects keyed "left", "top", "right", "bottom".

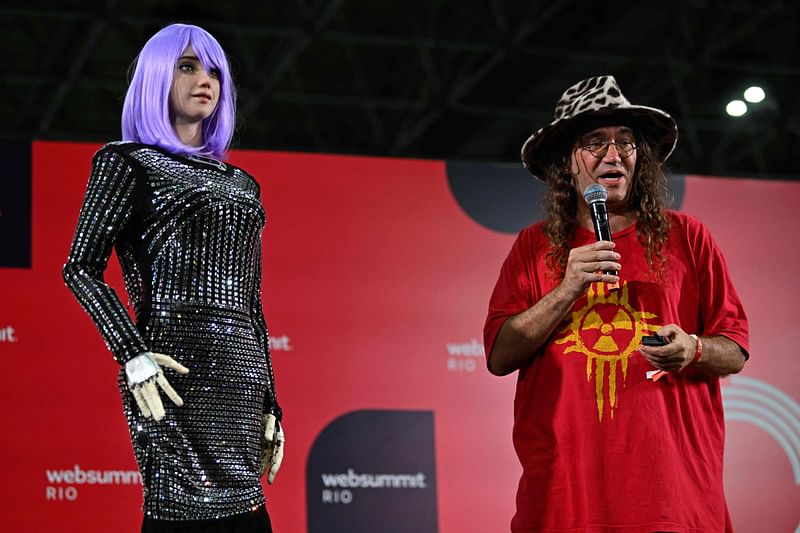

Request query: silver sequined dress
[{"left": 63, "top": 142, "right": 281, "bottom": 520}]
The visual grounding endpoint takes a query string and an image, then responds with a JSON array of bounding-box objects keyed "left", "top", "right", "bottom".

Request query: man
[{"left": 484, "top": 76, "right": 749, "bottom": 532}]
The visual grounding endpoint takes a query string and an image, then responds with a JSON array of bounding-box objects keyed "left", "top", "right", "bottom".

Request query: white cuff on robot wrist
[{"left": 125, "top": 353, "right": 159, "bottom": 387}]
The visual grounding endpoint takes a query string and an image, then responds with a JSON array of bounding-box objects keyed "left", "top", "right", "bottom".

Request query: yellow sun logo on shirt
[{"left": 555, "top": 281, "right": 660, "bottom": 421}]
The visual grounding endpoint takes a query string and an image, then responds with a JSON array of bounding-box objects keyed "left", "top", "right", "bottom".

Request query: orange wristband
[{"left": 689, "top": 334, "right": 703, "bottom": 365}]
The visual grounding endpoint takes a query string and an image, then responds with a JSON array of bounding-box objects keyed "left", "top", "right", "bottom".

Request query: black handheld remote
[{"left": 642, "top": 334, "right": 668, "bottom": 346}]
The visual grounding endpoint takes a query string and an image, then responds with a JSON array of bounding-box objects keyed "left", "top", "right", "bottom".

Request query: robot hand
[
  {"left": 125, "top": 352, "right": 189, "bottom": 421},
  {"left": 260, "top": 414, "right": 285, "bottom": 484}
]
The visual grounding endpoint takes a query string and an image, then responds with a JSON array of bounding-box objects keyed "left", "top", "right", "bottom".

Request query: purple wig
[{"left": 122, "top": 24, "right": 236, "bottom": 160}]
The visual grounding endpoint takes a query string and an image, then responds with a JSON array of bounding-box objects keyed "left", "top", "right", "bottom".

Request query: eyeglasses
[{"left": 581, "top": 139, "right": 637, "bottom": 158}]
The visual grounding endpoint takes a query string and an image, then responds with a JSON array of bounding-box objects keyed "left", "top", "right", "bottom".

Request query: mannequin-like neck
[{"left": 173, "top": 121, "right": 204, "bottom": 148}]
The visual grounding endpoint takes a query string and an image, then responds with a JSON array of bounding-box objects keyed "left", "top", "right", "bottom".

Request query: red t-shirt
[{"left": 484, "top": 211, "right": 749, "bottom": 533}]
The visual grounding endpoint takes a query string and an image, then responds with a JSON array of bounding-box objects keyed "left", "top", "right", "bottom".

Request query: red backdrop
[{"left": 0, "top": 141, "right": 797, "bottom": 532}]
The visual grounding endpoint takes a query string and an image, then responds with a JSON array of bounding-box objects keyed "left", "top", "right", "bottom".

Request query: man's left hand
[{"left": 639, "top": 324, "right": 697, "bottom": 373}]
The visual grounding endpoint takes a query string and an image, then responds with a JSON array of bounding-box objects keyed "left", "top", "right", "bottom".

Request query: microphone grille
[{"left": 583, "top": 184, "right": 608, "bottom": 204}]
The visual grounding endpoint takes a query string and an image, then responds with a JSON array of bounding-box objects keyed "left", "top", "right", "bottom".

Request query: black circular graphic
[{"left": 445, "top": 160, "right": 686, "bottom": 234}]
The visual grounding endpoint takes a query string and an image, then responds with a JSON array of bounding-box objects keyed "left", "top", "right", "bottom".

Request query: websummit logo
[
  {"left": 555, "top": 281, "right": 660, "bottom": 421},
  {"left": 306, "top": 410, "right": 437, "bottom": 533}
]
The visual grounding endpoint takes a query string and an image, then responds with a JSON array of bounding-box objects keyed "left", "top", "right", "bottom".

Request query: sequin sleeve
[
  {"left": 251, "top": 235, "right": 282, "bottom": 421},
  {"left": 63, "top": 146, "right": 149, "bottom": 364}
]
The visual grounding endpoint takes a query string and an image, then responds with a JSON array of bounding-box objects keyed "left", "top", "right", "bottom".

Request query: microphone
[{"left": 583, "top": 184, "right": 618, "bottom": 277}]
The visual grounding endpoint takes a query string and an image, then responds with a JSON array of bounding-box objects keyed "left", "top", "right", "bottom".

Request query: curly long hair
[{"left": 541, "top": 135, "right": 672, "bottom": 280}]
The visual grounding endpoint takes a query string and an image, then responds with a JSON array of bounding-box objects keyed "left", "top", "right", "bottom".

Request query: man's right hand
[
  {"left": 488, "top": 242, "right": 622, "bottom": 376},
  {"left": 560, "top": 241, "right": 621, "bottom": 299},
  {"left": 125, "top": 352, "right": 190, "bottom": 421}
]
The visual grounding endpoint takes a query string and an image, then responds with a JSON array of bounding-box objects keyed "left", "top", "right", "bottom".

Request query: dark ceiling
[{"left": 3, "top": 0, "right": 800, "bottom": 180}]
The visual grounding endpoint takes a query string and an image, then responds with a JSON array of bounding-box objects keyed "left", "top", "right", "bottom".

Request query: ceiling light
[
  {"left": 743, "top": 86, "right": 765, "bottom": 103},
  {"left": 726, "top": 100, "right": 747, "bottom": 117}
]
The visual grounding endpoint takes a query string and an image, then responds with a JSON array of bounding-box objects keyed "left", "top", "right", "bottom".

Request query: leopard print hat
[{"left": 521, "top": 75, "right": 678, "bottom": 179}]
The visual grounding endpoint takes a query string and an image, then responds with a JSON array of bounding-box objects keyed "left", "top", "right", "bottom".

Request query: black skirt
[{"left": 141, "top": 505, "right": 272, "bottom": 533}]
